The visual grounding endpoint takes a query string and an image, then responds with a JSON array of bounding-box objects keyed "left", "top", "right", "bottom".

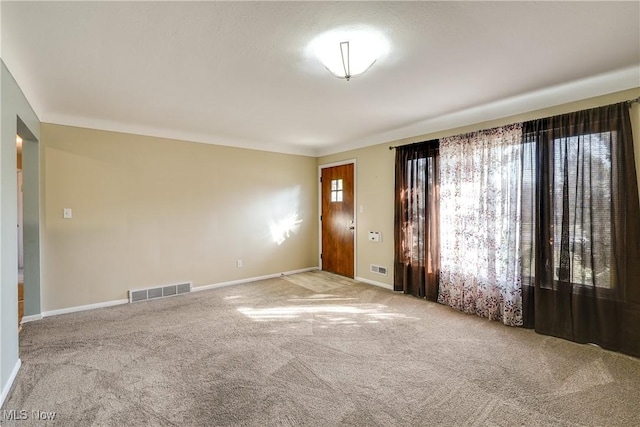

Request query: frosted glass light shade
[{"left": 309, "top": 28, "right": 389, "bottom": 80}]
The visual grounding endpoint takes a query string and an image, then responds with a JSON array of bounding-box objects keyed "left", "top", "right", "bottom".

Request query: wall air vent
[
  {"left": 370, "top": 264, "right": 388, "bottom": 276},
  {"left": 129, "top": 282, "right": 191, "bottom": 303}
]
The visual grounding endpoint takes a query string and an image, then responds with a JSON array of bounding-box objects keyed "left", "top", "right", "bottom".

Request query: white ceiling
[{"left": 2, "top": 1, "right": 639, "bottom": 156}]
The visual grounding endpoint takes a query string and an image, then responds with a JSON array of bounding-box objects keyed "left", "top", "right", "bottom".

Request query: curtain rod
[{"left": 389, "top": 97, "right": 640, "bottom": 151}]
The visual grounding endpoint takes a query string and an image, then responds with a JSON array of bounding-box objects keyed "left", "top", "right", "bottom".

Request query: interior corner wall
[
  {"left": 318, "top": 87, "right": 640, "bottom": 289},
  {"left": 40, "top": 124, "right": 318, "bottom": 312},
  {"left": 0, "top": 60, "right": 40, "bottom": 405}
]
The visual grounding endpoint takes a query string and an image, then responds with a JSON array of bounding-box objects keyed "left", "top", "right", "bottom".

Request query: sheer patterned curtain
[
  {"left": 438, "top": 124, "right": 523, "bottom": 326},
  {"left": 521, "top": 102, "right": 640, "bottom": 356},
  {"left": 394, "top": 140, "right": 440, "bottom": 300}
]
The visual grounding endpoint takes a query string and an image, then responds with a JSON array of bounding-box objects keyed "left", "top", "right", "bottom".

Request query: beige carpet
[{"left": 3, "top": 270, "right": 639, "bottom": 426}]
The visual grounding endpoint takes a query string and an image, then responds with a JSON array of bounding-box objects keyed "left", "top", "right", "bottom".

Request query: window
[
  {"left": 403, "top": 157, "right": 428, "bottom": 264},
  {"left": 330, "top": 179, "right": 343, "bottom": 202},
  {"left": 520, "top": 140, "right": 536, "bottom": 281},
  {"left": 438, "top": 124, "right": 523, "bottom": 325},
  {"left": 393, "top": 140, "right": 440, "bottom": 300},
  {"left": 551, "top": 132, "right": 613, "bottom": 288},
  {"left": 519, "top": 102, "right": 640, "bottom": 355}
]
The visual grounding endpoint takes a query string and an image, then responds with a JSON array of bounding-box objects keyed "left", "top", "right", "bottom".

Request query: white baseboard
[
  {"left": 42, "top": 299, "right": 129, "bottom": 318},
  {"left": 0, "top": 358, "right": 22, "bottom": 408},
  {"left": 20, "top": 314, "right": 43, "bottom": 324},
  {"left": 355, "top": 276, "right": 394, "bottom": 290},
  {"left": 193, "top": 267, "right": 320, "bottom": 292},
  {"left": 18, "top": 268, "right": 321, "bottom": 321}
]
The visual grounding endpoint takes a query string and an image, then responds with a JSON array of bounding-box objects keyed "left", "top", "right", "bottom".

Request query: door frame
[
  {"left": 17, "top": 118, "right": 42, "bottom": 321},
  {"left": 318, "top": 159, "right": 357, "bottom": 277},
  {"left": 17, "top": 170, "right": 24, "bottom": 269}
]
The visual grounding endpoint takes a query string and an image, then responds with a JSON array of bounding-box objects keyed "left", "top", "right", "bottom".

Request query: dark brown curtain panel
[
  {"left": 521, "top": 102, "right": 640, "bottom": 357},
  {"left": 394, "top": 140, "right": 440, "bottom": 300}
]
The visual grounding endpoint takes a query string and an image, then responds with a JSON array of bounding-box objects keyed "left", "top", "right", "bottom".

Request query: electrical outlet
[
  {"left": 368, "top": 231, "right": 381, "bottom": 242},
  {"left": 237, "top": 259, "right": 243, "bottom": 268}
]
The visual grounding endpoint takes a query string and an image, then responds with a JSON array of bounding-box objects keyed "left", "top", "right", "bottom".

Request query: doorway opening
[
  {"left": 17, "top": 135, "right": 24, "bottom": 329},
  {"left": 16, "top": 117, "right": 42, "bottom": 330}
]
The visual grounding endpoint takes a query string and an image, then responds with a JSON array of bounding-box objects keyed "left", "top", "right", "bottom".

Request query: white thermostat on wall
[{"left": 368, "top": 231, "right": 381, "bottom": 242}]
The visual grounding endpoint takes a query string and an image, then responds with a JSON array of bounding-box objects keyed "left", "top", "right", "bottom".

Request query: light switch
[
  {"left": 359, "top": 205, "right": 364, "bottom": 214},
  {"left": 63, "top": 208, "right": 72, "bottom": 219}
]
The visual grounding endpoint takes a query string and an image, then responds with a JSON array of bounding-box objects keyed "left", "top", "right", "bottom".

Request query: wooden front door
[{"left": 321, "top": 164, "right": 355, "bottom": 278}]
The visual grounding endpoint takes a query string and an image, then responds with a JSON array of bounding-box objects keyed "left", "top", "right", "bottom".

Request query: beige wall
[
  {"left": 37, "top": 88, "right": 640, "bottom": 309},
  {"left": 319, "top": 88, "right": 640, "bottom": 288},
  {"left": 41, "top": 124, "right": 318, "bottom": 311}
]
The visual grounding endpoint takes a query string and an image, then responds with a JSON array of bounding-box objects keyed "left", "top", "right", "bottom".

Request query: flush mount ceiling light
[{"left": 308, "top": 27, "right": 389, "bottom": 81}]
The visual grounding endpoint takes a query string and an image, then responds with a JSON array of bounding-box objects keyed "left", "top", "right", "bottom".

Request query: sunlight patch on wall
[
  {"left": 264, "top": 186, "right": 304, "bottom": 245},
  {"left": 269, "top": 212, "right": 303, "bottom": 245}
]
